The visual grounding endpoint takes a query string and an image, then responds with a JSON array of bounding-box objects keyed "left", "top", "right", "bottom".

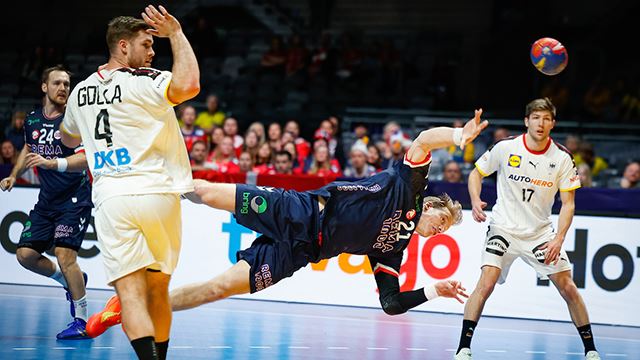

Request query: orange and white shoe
[{"left": 86, "top": 294, "right": 121, "bottom": 338}]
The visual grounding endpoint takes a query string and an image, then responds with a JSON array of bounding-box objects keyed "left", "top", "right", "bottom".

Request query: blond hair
[{"left": 423, "top": 194, "right": 463, "bottom": 226}]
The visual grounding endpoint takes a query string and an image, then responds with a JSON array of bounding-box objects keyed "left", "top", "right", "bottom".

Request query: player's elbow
[
  {"left": 169, "top": 83, "right": 201, "bottom": 104},
  {"left": 380, "top": 298, "right": 406, "bottom": 316}
]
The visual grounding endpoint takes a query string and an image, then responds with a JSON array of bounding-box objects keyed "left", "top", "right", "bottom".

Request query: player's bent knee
[
  {"left": 560, "top": 282, "right": 581, "bottom": 303},
  {"left": 16, "top": 248, "right": 37, "bottom": 267}
]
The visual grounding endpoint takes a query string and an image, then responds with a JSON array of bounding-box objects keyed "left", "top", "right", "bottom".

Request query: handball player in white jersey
[
  {"left": 61, "top": 6, "right": 199, "bottom": 360},
  {"left": 454, "top": 98, "right": 600, "bottom": 360}
]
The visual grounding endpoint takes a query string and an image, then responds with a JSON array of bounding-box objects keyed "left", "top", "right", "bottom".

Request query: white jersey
[
  {"left": 475, "top": 134, "right": 580, "bottom": 237},
  {"left": 62, "top": 67, "right": 193, "bottom": 207}
]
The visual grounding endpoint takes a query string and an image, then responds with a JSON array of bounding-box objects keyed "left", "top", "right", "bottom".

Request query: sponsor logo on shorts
[
  {"left": 54, "top": 224, "right": 74, "bottom": 239},
  {"left": 21, "top": 221, "right": 32, "bottom": 238},
  {"left": 254, "top": 264, "right": 273, "bottom": 292},
  {"left": 240, "top": 192, "right": 250, "bottom": 214},
  {"left": 485, "top": 235, "right": 509, "bottom": 256},
  {"left": 250, "top": 196, "right": 268, "bottom": 214},
  {"left": 532, "top": 242, "right": 547, "bottom": 263},
  {"left": 508, "top": 154, "right": 521, "bottom": 168}
]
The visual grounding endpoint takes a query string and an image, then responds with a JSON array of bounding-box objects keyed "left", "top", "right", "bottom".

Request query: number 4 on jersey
[{"left": 95, "top": 109, "right": 113, "bottom": 146}]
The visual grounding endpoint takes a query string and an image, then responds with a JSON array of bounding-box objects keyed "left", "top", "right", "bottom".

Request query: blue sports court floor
[{"left": 1, "top": 283, "right": 638, "bottom": 359}]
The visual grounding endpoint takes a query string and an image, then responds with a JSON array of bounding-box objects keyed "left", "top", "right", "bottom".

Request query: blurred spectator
[
  {"left": 382, "top": 131, "right": 411, "bottom": 169},
  {"left": 248, "top": 121, "right": 267, "bottom": 144},
  {"left": 243, "top": 130, "right": 261, "bottom": 162},
  {"left": 306, "top": 144, "right": 341, "bottom": 177},
  {"left": 367, "top": 143, "right": 383, "bottom": 171},
  {"left": 493, "top": 127, "right": 510, "bottom": 144},
  {"left": 281, "top": 131, "right": 295, "bottom": 147},
  {"left": 343, "top": 141, "right": 376, "bottom": 178},
  {"left": 222, "top": 117, "right": 244, "bottom": 156},
  {"left": 583, "top": 78, "right": 612, "bottom": 120},
  {"left": 206, "top": 136, "right": 239, "bottom": 174},
  {"left": 273, "top": 150, "right": 296, "bottom": 175},
  {"left": 382, "top": 121, "right": 401, "bottom": 145},
  {"left": 352, "top": 122, "right": 370, "bottom": 145},
  {"left": 577, "top": 163, "right": 593, "bottom": 188},
  {"left": 254, "top": 142, "right": 274, "bottom": 174},
  {"left": 564, "top": 134, "right": 581, "bottom": 155},
  {"left": 210, "top": 126, "right": 225, "bottom": 152},
  {"left": 267, "top": 122, "right": 282, "bottom": 151},
  {"left": 0, "top": 140, "right": 18, "bottom": 165},
  {"left": 328, "top": 115, "right": 346, "bottom": 166},
  {"left": 261, "top": 35, "right": 287, "bottom": 74},
  {"left": 283, "top": 141, "right": 303, "bottom": 171},
  {"left": 179, "top": 104, "right": 207, "bottom": 153},
  {"left": 285, "top": 120, "right": 311, "bottom": 162},
  {"left": 619, "top": 161, "right": 640, "bottom": 189},
  {"left": 336, "top": 33, "right": 362, "bottom": 80},
  {"left": 316, "top": 119, "right": 342, "bottom": 162},
  {"left": 574, "top": 142, "right": 608, "bottom": 177},
  {"left": 189, "top": 140, "right": 215, "bottom": 171},
  {"left": 448, "top": 119, "right": 474, "bottom": 163},
  {"left": 4, "top": 110, "right": 26, "bottom": 151},
  {"left": 238, "top": 151, "right": 255, "bottom": 174},
  {"left": 285, "top": 34, "right": 308, "bottom": 77},
  {"left": 308, "top": 32, "right": 335, "bottom": 78},
  {"left": 196, "top": 94, "right": 226, "bottom": 132},
  {"left": 442, "top": 160, "right": 463, "bottom": 183}
]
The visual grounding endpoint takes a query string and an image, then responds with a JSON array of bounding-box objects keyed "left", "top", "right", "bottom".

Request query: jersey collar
[{"left": 522, "top": 134, "right": 551, "bottom": 155}]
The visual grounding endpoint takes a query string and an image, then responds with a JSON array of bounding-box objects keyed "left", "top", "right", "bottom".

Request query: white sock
[
  {"left": 73, "top": 296, "right": 88, "bottom": 321},
  {"left": 49, "top": 266, "right": 68, "bottom": 288}
]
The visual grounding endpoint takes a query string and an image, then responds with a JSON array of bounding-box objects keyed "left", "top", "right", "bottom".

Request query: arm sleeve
[
  {"left": 129, "top": 68, "right": 176, "bottom": 109},
  {"left": 559, "top": 155, "right": 581, "bottom": 191},
  {"left": 474, "top": 142, "right": 502, "bottom": 177},
  {"left": 61, "top": 94, "right": 81, "bottom": 138},
  {"left": 397, "top": 153, "right": 432, "bottom": 195},
  {"left": 369, "top": 255, "right": 428, "bottom": 315}
]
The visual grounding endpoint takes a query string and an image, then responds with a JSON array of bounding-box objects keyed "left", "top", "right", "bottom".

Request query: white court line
[
  {"left": 13, "top": 348, "right": 35, "bottom": 351},
  {"left": 445, "top": 349, "right": 457, "bottom": 352},
  {"left": 208, "top": 346, "right": 232, "bottom": 349},
  {"left": 2, "top": 292, "right": 639, "bottom": 343},
  {"left": 406, "top": 348, "right": 428, "bottom": 351},
  {"left": 92, "top": 346, "right": 114, "bottom": 349},
  {"left": 328, "top": 346, "right": 349, "bottom": 350},
  {"left": 288, "top": 346, "right": 310, "bottom": 349},
  {"left": 52, "top": 347, "right": 76, "bottom": 350},
  {"left": 486, "top": 349, "right": 507, "bottom": 353},
  {"left": 249, "top": 346, "right": 271, "bottom": 349},
  {"left": 525, "top": 350, "right": 546, "bottom": 354},
  {"left": 367, "top": 347, "right": 388, "bottom": 350},
  {"left": 170, "top": 346, "right": 194, "bottom": 349},
  {"left": 565, "top": 352, "right": 584, "bottom": 355},
  {"left": 605, "top": 355, "right": 628, "bottom": 357}
]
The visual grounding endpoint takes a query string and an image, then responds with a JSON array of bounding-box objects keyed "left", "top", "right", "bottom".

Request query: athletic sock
[
  {"left": 577, "top": 324, "right": 596, "bottom": 354},
  {"left": 131, "top": 336, "right": 158, "bottom": 360},
  {"left": 49, "top": 266, "right": 68, "bottom": 288},
  {"left": 457, "top": 319, "right": 478, "bottom": 354},
  {"left": 156, "top": 340, "right": 169, "bottom": 360},
  {"left": 73, "top": 295, "right": 88, "bottom": 321}
]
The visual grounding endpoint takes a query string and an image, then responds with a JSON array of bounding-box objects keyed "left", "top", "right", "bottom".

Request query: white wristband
[
  {"left": 56, "top": 158, "right": 68, "bottom": 172},
  {"left": 424, "top": 283, "right": 439, "bottom": 301},
  {"left": 452, "top": 128, "right": 463, "bottom": 146}
]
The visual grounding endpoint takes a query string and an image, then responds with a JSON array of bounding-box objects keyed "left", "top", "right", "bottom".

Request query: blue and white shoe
[
  {"left": 64, "top": 272, "right": 88, "bottom": 318},
  {"left": 56, "top": 318, "right": 90, "bottom": 340}
]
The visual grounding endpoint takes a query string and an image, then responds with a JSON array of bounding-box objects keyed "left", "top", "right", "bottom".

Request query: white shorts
[
  {"left": 95, "top": 194, "right": 182, "bottom": 285},
  {"left": 481, "top": 225, "right": 572, "bottom": 284}
]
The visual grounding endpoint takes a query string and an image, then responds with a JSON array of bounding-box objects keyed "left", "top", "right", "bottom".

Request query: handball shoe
[
  {"left": 86, "top": 294, "right": 122, "bottom": 338},
  {"left": 56, "top": 318, "right": 89, "bottom": 340}
]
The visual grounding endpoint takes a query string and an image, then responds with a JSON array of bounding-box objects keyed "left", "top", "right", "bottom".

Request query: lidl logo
[{"left": 508, "top": 154, "right": 521, "bottom": 168}]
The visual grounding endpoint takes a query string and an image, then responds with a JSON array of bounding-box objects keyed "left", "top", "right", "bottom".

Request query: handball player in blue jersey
[
  {"left": 0, "top": 65, "right": 92, "bottom": 339},
  {"left": 89, "top": 109, "right": 489, "bottom": 337}
]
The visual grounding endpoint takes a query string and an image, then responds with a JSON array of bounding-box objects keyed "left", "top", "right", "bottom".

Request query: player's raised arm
[
  {"left": 142, "top": 5, "right": 200, "bottom": 104},
  {"left": 406, "top": 109, "right": 488, "bottom": 164}
]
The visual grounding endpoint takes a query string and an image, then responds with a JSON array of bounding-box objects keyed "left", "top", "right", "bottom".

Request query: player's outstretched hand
[
  {"left": 0, "top": 176, "right": 16, "bottom": 192},
  {"left": 435, "top": 280, "right": 469, "bottom": 304},
  {"left": 24, "top": 153, "right": 56, "bottom": 170},
  {"left": 471, "top": 199, "right": 487, "bottom": 223},
  {"left": 142, "top": 5, "right": 182, "bottom": 38},
  {"left": 460, "top": 109, "right": 489, "bottom": 150}
]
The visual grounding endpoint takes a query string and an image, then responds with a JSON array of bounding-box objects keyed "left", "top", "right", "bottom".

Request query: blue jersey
[
  {"left": 23, "top": 108, "right": 91, "bottom": 208},
  {"left": 309, "top": 154, "right": 431, "bottom": 262}
]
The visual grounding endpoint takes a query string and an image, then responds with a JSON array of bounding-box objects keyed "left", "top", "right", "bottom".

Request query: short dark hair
[
  {"left": 106, "top": 16, "right": 151, "bottom": 53},
  {"left": 275, "top": 150, "right": 292, "bottom": 161},
  {"left": 526, "top": 97, "right": 556, "bottom": 118},
  {"left": 41, "top": 65, "right": 71, "bottom": 84}
]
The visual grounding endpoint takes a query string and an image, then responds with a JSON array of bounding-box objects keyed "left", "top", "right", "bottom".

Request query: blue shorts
[
  {"left": 18, "top": 204, "right": 92, "bottom": 253},
  {"left": 234, "top": 184, "right": 322, "bottom": 293}
]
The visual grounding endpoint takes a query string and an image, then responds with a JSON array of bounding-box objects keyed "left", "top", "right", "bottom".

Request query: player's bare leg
[
  {"left": 113, "top": 268, "right": 155, "bottom": 341},
  {"left": 191, "top": 180, "right": 237, "bottom": 212},
  {"left": 55, "top": 247, "right": 86, "bottom": 301},
  {"left": 549, "top": 270, "right": 599, "bottom": 358},
  {"left": 455, "top": 265, "right": 501, "bottom": 359},
  {"left": 170, "top": 260, "right": 251, "bottom": 311},
  {"left": 16, "top": 247, "right": 57, "bottom": 277}
]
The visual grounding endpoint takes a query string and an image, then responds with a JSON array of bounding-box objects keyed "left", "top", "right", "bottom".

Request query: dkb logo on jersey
[
  {"left": 508, "top": 154, "right": 522, "bottom": 168},
  {"left": 250, "top": 196, "right": 267, "bottom": 214},
  {"left": 94, "top": 147, "right": 131, "bottom": 169}
]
